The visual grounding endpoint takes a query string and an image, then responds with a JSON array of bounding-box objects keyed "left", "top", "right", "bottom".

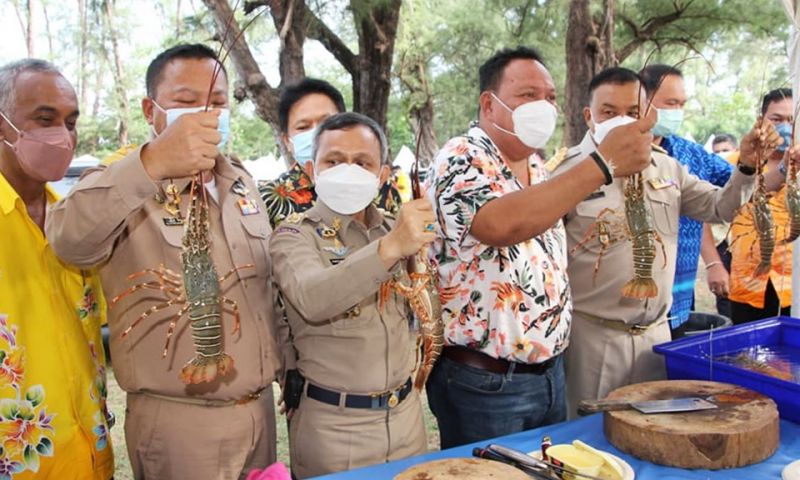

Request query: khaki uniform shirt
[
  {"left": 553, "top": 132, "right": 755, "bottom": 326},
  {"left": 269, "top": 202, "right": 413, "bottom": 393},
  {"left": 46, "top": 147, "right": 279, "bottom": 400}
]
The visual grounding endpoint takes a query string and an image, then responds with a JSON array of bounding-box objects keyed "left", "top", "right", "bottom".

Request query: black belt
[
  {"left": 442, "top": 345, "right": 556, "bottom": 375},
  {"left": 306, "top": 378, "right": 413, "bottom": 410}
]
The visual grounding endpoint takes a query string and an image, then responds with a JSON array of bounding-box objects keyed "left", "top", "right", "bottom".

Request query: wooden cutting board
[
  {"left": 604, "top": 380, "right": 779, "bottom": 469},
  {"left": 393, "top": 458, "right": 530, "bottom": 480}
]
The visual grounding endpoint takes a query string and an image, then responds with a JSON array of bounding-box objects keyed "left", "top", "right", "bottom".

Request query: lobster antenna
[
  {"left": 412, "top": 123, "right": 425, "bottom": 200},
  {"left": 205, "top": 0, "right": 243, "bottom": 111}
]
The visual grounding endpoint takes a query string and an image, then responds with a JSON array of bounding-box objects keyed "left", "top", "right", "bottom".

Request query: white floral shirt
[{"left": 426, "top": 124, "right": 571, "bottom": 363}]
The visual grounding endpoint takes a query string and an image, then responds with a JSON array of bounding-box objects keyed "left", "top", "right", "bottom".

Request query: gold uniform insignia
[
  {"left": 545, "top": 146, "right": 569, "bottom": 173},
  {"left": 284, "top": 212, "right": 305, "bottom": 224}
]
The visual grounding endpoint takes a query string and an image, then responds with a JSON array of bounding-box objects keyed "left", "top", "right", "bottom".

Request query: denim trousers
[{"left": 425, "top": 353, "right": 566, "bottom": 449}]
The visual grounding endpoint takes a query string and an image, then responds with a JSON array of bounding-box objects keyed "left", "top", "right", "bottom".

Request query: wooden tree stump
[{"left": 604, "top": 380, "right": 779, "bottom": 469}]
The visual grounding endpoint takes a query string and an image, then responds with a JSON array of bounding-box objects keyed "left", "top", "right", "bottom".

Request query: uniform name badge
[
  {"left": 237, "top": 198, "right": 261, "bottom": 215},
  {"left": 648, "top": 177, "right": 676, "bottom": 190}
]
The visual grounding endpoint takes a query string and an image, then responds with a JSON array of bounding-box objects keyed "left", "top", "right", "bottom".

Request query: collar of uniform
[
  {"left": 306, "top": 200, "right": 384, "bottom": 233},
  {"left": 156, "top": 154, "right": 238, "bottom": 195}
]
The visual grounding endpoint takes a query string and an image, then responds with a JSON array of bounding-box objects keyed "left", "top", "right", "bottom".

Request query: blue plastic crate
[{"left": 653, "top": 316, "right": 800, "bottom": 423}]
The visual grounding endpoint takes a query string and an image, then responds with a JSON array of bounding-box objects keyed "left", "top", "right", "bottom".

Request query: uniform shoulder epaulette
[
  {"left": 376, "top": 207, "right": 396, "bottom": 220},
  {"left": 228, "top": 154, "right": 246, "bottom": 170},
  {"left": 651, "top": 143, "right": 668, "bottom": 154},
  {"left": 544, "top": 147, "right": 569, "bottom": 172}
]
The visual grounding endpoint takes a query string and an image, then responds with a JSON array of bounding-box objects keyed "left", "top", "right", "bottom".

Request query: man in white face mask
[
  {"left": 553, "top": 67, "right": 770, "bottom": 418},
  {"left": 270, "top": 112, "right": 431, "bottom": 478},
  {"left": 47, "top": 44, "right": 280, "bottom": 479},
  {"left": 258, "top": 78, "right": 403, "bottom": 229},
  {"left": 424, "top": 47, "right": 657, "bottom": 450}
]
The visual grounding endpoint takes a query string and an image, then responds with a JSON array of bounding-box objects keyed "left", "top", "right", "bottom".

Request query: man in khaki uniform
[
  {"left": 552, "top": 67, "right": 767, "bottom": 416},
  {"left": 46, "top": 44, "right": 279, "bottom": 479},
  {"left": 270, "top": 112, "right": 429, "bottom": 478}
]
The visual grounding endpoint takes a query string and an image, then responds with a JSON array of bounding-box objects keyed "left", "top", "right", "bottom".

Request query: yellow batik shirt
[{"left": 0, "top": 172, "right": 113, "bottom": 479}]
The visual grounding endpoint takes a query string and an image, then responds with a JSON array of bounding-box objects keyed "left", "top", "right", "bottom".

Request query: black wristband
[
  {"left": 590, "top": 151, "right": 613, "bottom": 185},
  {"left": 737, "top": 162, "right": 756, "bottom": 176}
]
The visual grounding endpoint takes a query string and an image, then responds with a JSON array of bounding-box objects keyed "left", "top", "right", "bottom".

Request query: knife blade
[
  {"left": 578, "top": 396, "right": 718, "bottom": 415},
  {"left": 486, "top": 444, "right": 607, "bottom": 480}
]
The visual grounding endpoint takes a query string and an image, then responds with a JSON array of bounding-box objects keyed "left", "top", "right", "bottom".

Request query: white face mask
[
  {"left": 591, "top": 114, "right": 637, "bottom": 144},
  {"left": 315, "top": 163, "right": 380, "bottom": 215},
  {"left": 491, "top": 93, "right": 558, "bottom": 148}
]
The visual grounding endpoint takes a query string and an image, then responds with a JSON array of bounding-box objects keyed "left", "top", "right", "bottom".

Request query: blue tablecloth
[{"left": 314, "top": 414, "right": 800, "bottom": 479}]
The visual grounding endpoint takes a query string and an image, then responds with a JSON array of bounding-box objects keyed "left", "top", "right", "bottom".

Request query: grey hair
[
  {"left": 312, "top": 112, "right": 390, "bottom": 165},
  {"left": 0, "top": 59, "right": 62, "bottom": 115}
]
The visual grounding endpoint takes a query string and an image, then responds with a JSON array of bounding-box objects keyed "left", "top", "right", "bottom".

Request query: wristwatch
[
  {"left": 779, "top": 160, "right": 787, "bottom": 176},
  {"left": 737, "top": 162, "right": 756, "bottom": 176}
]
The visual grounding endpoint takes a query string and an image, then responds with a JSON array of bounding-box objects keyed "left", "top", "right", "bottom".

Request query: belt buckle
[
  {"left": 628, "top": 324, "right": 648, "bottom": 336},
  {"left": 387, "top": 392, "right": 399, "bottom": 409}
]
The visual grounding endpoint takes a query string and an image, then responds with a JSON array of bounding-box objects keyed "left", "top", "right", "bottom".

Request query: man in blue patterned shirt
[{"left": 640, "top": 65, "right": 733, "bottom": 336}]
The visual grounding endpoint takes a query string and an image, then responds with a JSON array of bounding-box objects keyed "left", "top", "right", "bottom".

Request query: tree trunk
[
  {"left": 264, "top": 0, "right": 306, "bottom": 83},
  {"left": 101, "top": 0, "right": 130, "bottom": 145},
  {"left": 563, "top": 0, "right": 616, "bottom": 146},
  {"left": 26, "top": 0, "right": 37, "bottom": 56},
  {"left": 202, "top": 0, "right": 284, "bottom": 152},
  {"left": 351, "top": 0, "right": 402, "bottom": 132},
  {"left": 399, "top": 52, "right": 437, "bottom": 167},
  {"left": 42, "top": 1, "right": 54, "bottom": 57},
  {"left": 176, "top": 0, "right": 182, "bottom": 37},
  {"left": 78, "top": 0, "right": 89, "bottom": 112}
]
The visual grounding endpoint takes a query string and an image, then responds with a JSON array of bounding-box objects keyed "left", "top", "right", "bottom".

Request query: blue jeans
[{"left": 426, "top": 353, "right": 566, "bottom": 449}]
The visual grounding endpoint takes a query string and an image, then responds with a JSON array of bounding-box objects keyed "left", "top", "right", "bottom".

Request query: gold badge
[
  {"left": 387, "top": 393, "right": 399, "bottom": 409},
  {"left": 647, "top": 177, "right": 676, "bottom": 190},
  {"left": 284, "top": 212, "right": 305, "bottom": 224}
]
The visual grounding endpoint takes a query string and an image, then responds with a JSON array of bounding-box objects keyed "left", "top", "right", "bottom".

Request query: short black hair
[
  {"left": 587, "top": 67, "right": 640, "bottom": 102},
  {"left": 761, "top": 88, "right": 793, "bottom": 115},
  {"left": 278, "top": 78, "right": 346, "bottom": 133},
  {"left": 312, "top": 112, "right": 389, "bottom": 165},
  {"left": 478, "top": 46, "right": 546, "bottom": 93},
  {"left": 639, "top": 64, "right": 683, "bottom": 96},
  {"left": 146, "top": 43, "right": 226, "bottom": 98},
  {"left": 712, "top": 133, "right": 738, "bottom": 148}
]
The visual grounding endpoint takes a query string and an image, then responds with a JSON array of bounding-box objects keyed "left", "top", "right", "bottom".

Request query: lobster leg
[
  {"left": 218, "top": 264, "right": 255, "bottom": 285},
  {"left": 122, "top": 296, "right": 182, "bottom": 338},
  {"left": 162, "top": 304, "right": 190, "bottom": 357},
  {"left": 110, "top": 281, "right": 181, "bottom": 306},
  {"left": 220, "top": 296, "right": 241, "bottom": 335}
]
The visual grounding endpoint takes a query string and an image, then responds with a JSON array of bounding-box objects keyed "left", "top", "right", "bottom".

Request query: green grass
[{"left": 107, "top": 272, "right": 717, "bottom": 478}]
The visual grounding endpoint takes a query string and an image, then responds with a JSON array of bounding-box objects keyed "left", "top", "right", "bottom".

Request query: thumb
[{"left": 636, "top": 107, "right": 658, "bottom": 133}]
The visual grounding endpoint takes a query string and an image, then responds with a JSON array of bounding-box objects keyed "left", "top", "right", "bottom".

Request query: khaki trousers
[
  {"left": 565, "top": 312, "right": 670, "bottom": 418},
  {"left": 125, "top": 389, "right": 276, "bottom": 480},
  {"left": 289, "top": 388, "right": 427, "bottom": 479}
]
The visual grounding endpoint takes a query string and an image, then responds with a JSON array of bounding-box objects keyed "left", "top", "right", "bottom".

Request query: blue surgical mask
[
  {"left": 652, "top": 108, "right": 684, "bottom": 137},
  {"left": 776, "top": 122, "right": 793, "bottom": 153},
  {"left": 153, "top": 101, "right": 230, "bottom": 149},
  {"left": 290, "top": 129, "right": 315, "bottom": 166}
]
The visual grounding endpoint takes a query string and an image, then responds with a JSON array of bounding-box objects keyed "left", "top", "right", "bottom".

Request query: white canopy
[{"left": 244, "top": 154, "right": 286, "bottom": 182}]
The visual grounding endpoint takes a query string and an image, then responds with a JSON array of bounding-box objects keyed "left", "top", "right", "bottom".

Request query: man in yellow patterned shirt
[{"left": 0, "top": 59, "right": 113, "bottom": 479}]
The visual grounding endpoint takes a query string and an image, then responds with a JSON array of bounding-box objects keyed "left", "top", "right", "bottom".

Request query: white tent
[
  {"left": 783, "top": 0, "right": 800, "bottom": 316},
  {"left": 244, "top": 154, "right": 287, "bottom": 182},
  {"left": 393, "top": 145, "right": 416, "bottom": 173}
]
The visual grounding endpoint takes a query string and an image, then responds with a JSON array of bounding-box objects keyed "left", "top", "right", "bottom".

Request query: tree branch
[
  {"left": 304, "top": 3, "right": 358, "bottom": 75},
  {"left": 615, "top": 5, "right": 688, "bottom": 62}
]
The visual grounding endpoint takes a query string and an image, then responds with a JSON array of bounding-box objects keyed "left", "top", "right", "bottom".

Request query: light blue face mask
[
  {"left": 652, "top": 108, "right": 684, "bottom": 137},
  {"left": 290, "top": 129, "right": 315, "bottom": 166},
  {"left": 153, "top": 101, "right": 230, "bottom": 148},
  {"left": 775, "top": 122, "right": 793, "bottom": 153}
]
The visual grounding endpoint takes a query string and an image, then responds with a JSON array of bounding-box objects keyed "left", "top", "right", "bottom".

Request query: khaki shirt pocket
[
  {"left": 645, "top": 185, "right": 680, "bottom": 236},
  {"left": 573, "top": 187, "right": 625, "bottom": 253},
  {"left": 329, "top": 301, "right": 372, "bottom": 331},
  {"left": 240, "top": 217, "right": 271, "bottom": 279},
  {"left": 158, "top": 221, "right": 184, "bottom": 249}
]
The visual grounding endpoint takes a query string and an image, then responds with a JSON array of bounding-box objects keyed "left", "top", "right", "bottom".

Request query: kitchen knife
[{"left": 578, "top": 396, "right": 718, "bottom": 416}]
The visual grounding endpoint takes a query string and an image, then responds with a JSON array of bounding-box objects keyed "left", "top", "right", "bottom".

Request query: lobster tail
[
  {"left": 179, "top": 353, "right": 234, "bottom": 384},
  {"left": 752, "top": 262, "right": 771, "bottom": 278},
  {"left": 620, "top": 277, "right": 658, "bottom": 299}
]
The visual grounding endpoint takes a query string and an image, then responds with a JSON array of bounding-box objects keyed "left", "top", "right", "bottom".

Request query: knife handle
[{"left": 577, "top": 398, "right": 632, "bottom": 415}]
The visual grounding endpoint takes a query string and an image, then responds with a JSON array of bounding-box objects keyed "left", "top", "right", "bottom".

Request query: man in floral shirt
[
  {"left": 258, "top": 78, "right": 401, "bottom": 228},
  {"left": 425, "top": 47, "right": 658, "bottom": 448}
]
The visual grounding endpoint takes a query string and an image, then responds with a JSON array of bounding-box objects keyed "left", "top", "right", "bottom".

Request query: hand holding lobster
[
  {"left": 141, "top": 109, "right": 222, "bottom": 180},
  {"left": 379, "top": 198, "right": 437, "bottom": 269},
  {"left": 596, "top": 108, "right": 658, "bottom": 178},
  {"left": 739, "top": 117, "right": 782, "bottom": 169}
]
